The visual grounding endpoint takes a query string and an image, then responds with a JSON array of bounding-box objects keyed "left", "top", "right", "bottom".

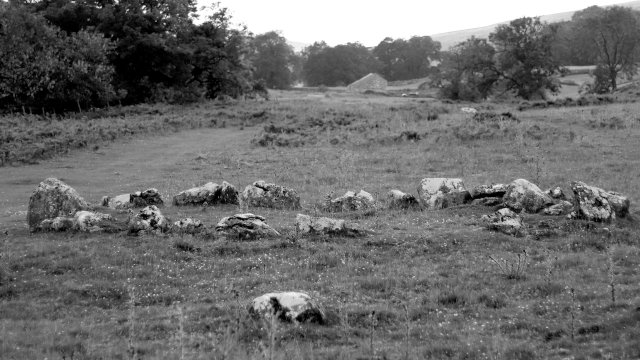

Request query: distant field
[{"left": 1, "top": 91, "right": 639, "bottom": 359}]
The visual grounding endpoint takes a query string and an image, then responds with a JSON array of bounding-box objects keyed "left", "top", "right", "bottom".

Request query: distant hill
[{"left": 431, "top": 0, "right": 640, "bottom": 49}]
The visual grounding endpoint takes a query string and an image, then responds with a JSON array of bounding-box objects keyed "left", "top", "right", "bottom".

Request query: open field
[{"left": 1, "top": 90, "right": 640, "bottom": 359}]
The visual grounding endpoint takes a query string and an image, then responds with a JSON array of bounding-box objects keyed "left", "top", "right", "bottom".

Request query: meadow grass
[{"left": 1, "top": 90, "right": 639, "bottom": 359}]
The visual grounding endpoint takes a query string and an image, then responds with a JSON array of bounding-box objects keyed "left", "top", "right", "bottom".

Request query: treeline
[
  {"left": 0, "top": 0, "right": 260, "bottom": 112},
  {"left": 2, "top": 2, "right": 640, "bottom": 111},
  {"left": 261, "top": 5, "right": 640, "bottom": 100}
]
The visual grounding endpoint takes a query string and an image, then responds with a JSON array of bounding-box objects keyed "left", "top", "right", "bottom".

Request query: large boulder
[
  {"left": 173, "top": 181, "right": 239, "bottom": 206},
  {"left": 249, "top": 292, "right": 325, "bottom": 324},
  {"left": 296, "top": 214, "right": 364, "bottom": 237},
  {"left": 470, "top": 184, "right": 507, "bottom": 199},
  {"left": 570, "top": 181, "right": 630, "bottom": 222},
  {"left": 27, "top": 178, "right": 90, "bottom": 232},
  {"left": 386, "top": 190, "right": 420, "bottom": 210},
  {"left": 240, "top": 181, "right": 300, "bottom": 209},
  {"left": 324, "top": 190, "right": 376, "bottom": 212},
  {"left": 482, "top": 208, "right": 526, "bottom": 237},
  {"left": 503, "top": 179, "right": 554, "bottom": 213},
  {"left": 128, "top": 205, "right": 169, "bottom": 235},
  {"left": 417, "top": 178, "right": 470, "bottom": 209},
  {"left": 215, "top": 213, "right": 280, "bottom": 240}
]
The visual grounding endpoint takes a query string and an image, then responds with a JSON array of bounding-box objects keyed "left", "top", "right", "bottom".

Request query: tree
[
  {"left": 373, "top": 36, "right": 440, "bottom": 81},
  {"left": 436, "top": 37, "right": 498, "bottom": 101},
  {"left": 490, "top": 17, "right": 561, "bottom": 99},
  {"left": 0, "top": 5, "right": 116, "bottom": 111},
  {"left": 302, "top": 42, "right": 381, "bottom": 86},
  {"left": 572, "top": 6, "right": 640, "bottom": 92},
  {"left": 251, "top": 31, "right": 295, "bottom": 89}
]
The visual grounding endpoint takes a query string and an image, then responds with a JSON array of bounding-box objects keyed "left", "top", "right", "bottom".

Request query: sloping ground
[{"left": 432, "top": 1, "right": 640, "bottom": 49}]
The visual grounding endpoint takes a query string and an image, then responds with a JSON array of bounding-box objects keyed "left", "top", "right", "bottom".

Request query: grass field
[{"left": 1, "top": 90, "right": 640, "bottom": 359}]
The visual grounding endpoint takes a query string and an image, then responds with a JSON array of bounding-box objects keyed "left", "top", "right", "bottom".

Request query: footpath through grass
[{"left": 1, "top": 91, "right": 640, "bottom": 359}]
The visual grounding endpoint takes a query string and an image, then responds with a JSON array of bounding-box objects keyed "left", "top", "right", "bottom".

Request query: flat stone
[
  {"left": 470, "top": 184, "right": 507, "bottom": 199},
  {"left": 173, "top": 181, "right": 239, "bottom": 206},
  {"left": 249, "top": 292, "right": 325, "bottom": 324},
  {"left": 173, "top": 218, "right": 205, "bottom": 234},
  {"left": 296, "top": 214, "right": 364, "bottom": 237}
]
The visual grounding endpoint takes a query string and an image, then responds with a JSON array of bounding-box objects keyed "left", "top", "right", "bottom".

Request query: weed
[{"left": 488, "top": 250, "right": 530, "bottom": 280}]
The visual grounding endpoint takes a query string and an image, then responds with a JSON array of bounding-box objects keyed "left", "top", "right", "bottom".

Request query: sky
[{"left": 198, "top": 0, "right": 629, "bottom": 47}]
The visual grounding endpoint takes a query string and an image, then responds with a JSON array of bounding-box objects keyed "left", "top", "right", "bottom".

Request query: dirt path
[{"left": 0, "top": 127, "right": 253, "bottom": 232}]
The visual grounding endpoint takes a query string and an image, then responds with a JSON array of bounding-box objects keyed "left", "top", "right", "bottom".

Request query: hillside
[{"left": 432, "top": 0, "right": 640, "bottom": 49}]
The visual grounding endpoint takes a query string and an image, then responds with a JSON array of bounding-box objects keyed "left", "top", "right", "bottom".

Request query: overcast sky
[{"left": 198, "top": 0, "right": 629, "bottom": 47}]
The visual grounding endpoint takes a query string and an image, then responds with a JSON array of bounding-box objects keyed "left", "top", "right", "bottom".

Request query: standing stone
[
  {"left": 570, "top": 181, "right": 630, "bottom": 222},
  {"left": 27, "top": 178, "right": 90, "bottom": 232},
  {"left": 325, "top": 190, "right": 376, "bottom": 212},
  {"left": 503, "top": 179, "right": 553, "bottom": 213},
  {"left": 386, "top": 190, "right": 420, "bottom": 209},
  {"left": 296, "top": 214, "right": 364, "bottom": 237},
  {"left": 215, "top": 213, "right": 280, "bottom": 240},
  {"left": 241, "top": 181, "right": 300, "bottom": 209},
  {"left": 482, "top": 208, "right": 526, "bottom": 237},
  {"left": 173, "top": 181, "right": 239, "bottom": 206},
  {"left": 249, "top": 292, "right": 325, "bottom": 324},
  {"left": 417, "top": 178, "right": 470, "bottom": 209},
  {"left": 128, "top": 205, "right": 168, "bottom": 234}
]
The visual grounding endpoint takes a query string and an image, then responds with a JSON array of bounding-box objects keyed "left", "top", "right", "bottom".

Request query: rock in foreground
[
  {"left": 249, "top": 292, "right": 325, "bottom": 324},
  {"left": 27, "top": 178, "right": 91, "bottom": 232},
  {"left": 571, "top": 181, "right": 630, "bottom": 222},
  {"left": 296, "top": 214, "right": 364, "bottom": 237},
  {"left": 173, "top": 181, "right": 238, "bottom": 206},
  {"left": 324, "top": 190, "right": 376, "bottom": 212},
  {"left": 482, "top": 208, "right": 526, "bottom": 237},
  {"left": 503, "top": 179, "right": 553, "bottom": 213},
  {"left": 241, "top": 181, "right": 300, "bottom": 209},
  {"left": 417, "top": 178, "right": 470, "bottom": 209},
  {"left": 216, "top": 213, "right": 280, "bottom": 240}
]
